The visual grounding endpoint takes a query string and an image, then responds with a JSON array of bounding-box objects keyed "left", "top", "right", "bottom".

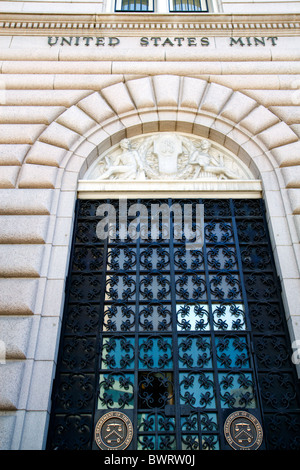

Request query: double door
[{"left": 47, "top": 198, "right": 300, "bottom": 450}]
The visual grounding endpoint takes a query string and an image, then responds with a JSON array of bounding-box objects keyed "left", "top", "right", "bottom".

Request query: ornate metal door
[{"left": 47, "top": 198, "right": 300, "bottom": 450}]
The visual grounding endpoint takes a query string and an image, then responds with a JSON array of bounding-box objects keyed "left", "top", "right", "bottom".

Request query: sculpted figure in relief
[
  {"left": 96, "top": 138, "right": 146, "bottom": 180},
  {"left": 188, "top": 139, "right": 240, "bottom": 180},
  {"left": 91, "top": 134, "right": 248, "bottom": 181}
]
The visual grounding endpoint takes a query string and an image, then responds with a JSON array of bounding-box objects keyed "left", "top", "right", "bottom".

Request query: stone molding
[
  {"left": 0, "top": 13, "right": 300, "bottom": 36},
  {"left": 77, "top": 179, "right": 262, "bottom": 200}
]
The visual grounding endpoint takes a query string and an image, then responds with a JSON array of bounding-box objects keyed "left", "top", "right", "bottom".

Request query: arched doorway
[{"left": 46, "top": 133, "right": 300, "bottom": 450}]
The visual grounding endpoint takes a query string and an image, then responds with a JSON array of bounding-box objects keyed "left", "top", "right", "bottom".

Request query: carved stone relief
[{"left": 85, "top": 133, "right": 254, "bottom": 181}]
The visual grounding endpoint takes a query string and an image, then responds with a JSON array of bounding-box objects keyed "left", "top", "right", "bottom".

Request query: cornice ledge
[{"left": 0, "top": 12, "right": 299, "bottom": 36}]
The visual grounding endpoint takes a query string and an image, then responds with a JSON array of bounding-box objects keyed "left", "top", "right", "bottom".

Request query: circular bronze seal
[
  {"left": 94, "top": 411, "right": 133, "bottom": 451},
  {"left": 224, "top": 411, "right": 263, "bottom": 450}
]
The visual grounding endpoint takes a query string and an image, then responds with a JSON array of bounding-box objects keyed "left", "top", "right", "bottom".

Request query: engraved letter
[
  {"left": 61, "top": 37, "right": 73, "bottom": 46},
  {"left": 162, "top": 38, "right": 174, "bottom": 47},
  {"left": 151, "top": 37, "right": 161, "bottom": 46},
  {"left": 230, "top": 37, "right": 245, "bottom": 46},
  {"left": 174, "top": 37, "right": 185, "bottom": 46},
  {"left": 96, "top": 37, "right": 105, "bottom": 46},
  {"left": 267, "top": 36, "right": 278, "bottom": 46},
  {"left": 109, "top": 37, "right": 120, "bottom": 46},
  {"left": 188, "top": 38, "right": 197, "bottom": 46},
  {"left": 254, "top": 37, "right": 265, "bottom": 46},
  {"left": 201, "top": 37, "right": 210, "bottom": 46},
  {"left": 140, "top": 37, "right": 149, "bottom": 46},
  {"left": 83, "top": 37, "right": 94, "bottom": 46},
  {"left": 48, "top": 36, "right": 59, "bottom": 46}
]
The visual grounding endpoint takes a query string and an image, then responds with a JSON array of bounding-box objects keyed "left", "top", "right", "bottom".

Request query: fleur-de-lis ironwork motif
[{"left": 48, "top": 198, "right": 300, "bottom": 451}]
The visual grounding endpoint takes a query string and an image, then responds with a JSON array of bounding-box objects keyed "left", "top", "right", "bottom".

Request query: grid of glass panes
[
  {"left": 169, "top": 0, "right": 209, "bottom": 12},
  {"left": 115, "top": 0, "right": 208, "bottom": 12},
  {"left": 96, "top": 199, "right": 259, "bottom": 450},
  {"left": 115, "top": 0, "right": 153, "bottom": 11}
]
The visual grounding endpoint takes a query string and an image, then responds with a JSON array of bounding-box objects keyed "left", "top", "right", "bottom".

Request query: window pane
[
  {"left": 141, "top": 0, "right": 148, "bottom": 10},
  {"left": 171, "top": 0, "right": 207, "bottom": 11},
  {"left": 118, "top": 0, "right": 150, "bottom": 11}
]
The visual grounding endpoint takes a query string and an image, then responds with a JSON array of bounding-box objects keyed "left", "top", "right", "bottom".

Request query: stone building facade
[{"left": 1, "top": 0, "right": 300, "bottom": 451}]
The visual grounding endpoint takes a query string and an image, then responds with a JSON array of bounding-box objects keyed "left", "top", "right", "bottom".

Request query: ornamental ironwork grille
[{"left": 47, "top": 198, "right": 300, "bottom": 450}]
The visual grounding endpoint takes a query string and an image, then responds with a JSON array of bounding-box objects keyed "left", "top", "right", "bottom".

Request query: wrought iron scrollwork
[
  {"left": 138, "top": 372, "right": 174, "bottom": 409},
  {"left": 47, "top": 198, "right": 300, "bottom": 451},
  {"left": 98, "top": 372, "right": 134, "bottom": 409}
]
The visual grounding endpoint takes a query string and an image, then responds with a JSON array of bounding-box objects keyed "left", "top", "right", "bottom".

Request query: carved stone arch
[
  {"left": 17, "top": 75, "right": 298, "bottom": 221},
  {"left": 20, "top": 74, "right": 300, "bottom": 280},
  {"left": 2, "top": 74, "right": 299, "bottom": 451},
  {"left": 21, "top": 75, "right": 298, "bottom": 187}
]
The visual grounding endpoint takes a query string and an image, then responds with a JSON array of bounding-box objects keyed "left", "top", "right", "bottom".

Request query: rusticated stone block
[
  {"left": 0, "top": 215, "right": 49, "bottom": 244},
  {"left": 288, "top": 188, "right": 300, "bottom": 214},
  {"left": 56, "top": 106, "right": 97, "bottom": 135},
  {"left": 0, "top": 245, "right": 44, "bottom": 278},
  {"left": 153, "top": 75, "right": 180, "bottom": 107},
  {"left": 240, "top": 105, "right": 279, "bottom": 135},
  {"left": 101, "top": 82, "right": 136, "bottom": 115},
  {"left": 0, "top": 189, "right": 53, "bottom": 215},
  {"left": 126, "top": 77, "right": 156, "bottom": 109},
  {"left": 0, "top": 144, "right": 30, "bottom": 166},
  {"left": 257, "top": 121, "right": 298, "bottom": 150},
  {"left": 18, "top": 164, "right": 58, "bottom": 189},
  {"left": 282, "top": 166, "right": 300, "bottom": 188},
  {"left": 38, "top": 122, "right": 79, "bottom": 150},
  {"left": 220, "top": 91, "right": 257, "bottom": 123},
  {"left": 0, "top": 278, "right": 39, "bottom": 315},
  {"left": 200, "top": 82, "right": 233, "bottom": 115},
  {"left": 180, "top": 77, "right": 207, "bottom": 109},
  {"left": 26, "top": 142, "right": 68, "bottom": 167},
  {"left": 0, "top": 317, "right": 32, "bottom": 360},
  {"left": 272, "top": 141, "right": 300, "bottom": 167},
  {"left": 3, "top": 90, "right": 89, "bottom": 108},
  {"left": 0, "top": 361, "right": 25, "bottom": 410},
  {"left": 0, "top": 167, "right": 19, "bottom": 188},
  {"left": 78, "top": 92, "right": 116, "bottom": 124},
  {"left": 0, "top": 124, "right": 45, "bottom": 145}
]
